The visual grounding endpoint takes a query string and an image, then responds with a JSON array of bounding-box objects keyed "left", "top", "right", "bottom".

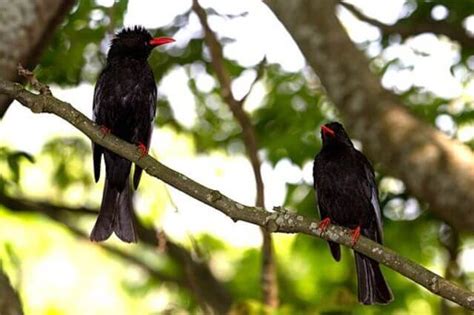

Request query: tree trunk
[{"left": 0, "top": 0, "right": 76, "bottom": 117}]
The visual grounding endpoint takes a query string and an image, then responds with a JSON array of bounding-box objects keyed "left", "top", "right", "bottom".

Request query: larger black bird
[
  {"left": 91, "top": 26, "right": 174, "bottom": 243},
  {"left": 313, "top": 122, "right": 393, "bottom": 304}
]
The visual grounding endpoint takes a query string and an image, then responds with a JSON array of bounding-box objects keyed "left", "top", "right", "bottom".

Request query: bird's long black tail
[
  {"left": 355, "top": 252, "right": 393, "bottom": 305},
  {"left": 90, "top": 179, "right": 137, "bottom": 243}
]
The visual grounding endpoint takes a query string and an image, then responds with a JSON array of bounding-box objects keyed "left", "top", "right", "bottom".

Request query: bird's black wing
[
  {"left": 91, "top": 68, "right": 109, "bottom": 182},
  {"left": 357, "top": 151, "right": 383, "bottom": 243},
  {"left": 313, "top": 157, "right": 329, "bottom": 221},
  {"left": 313, "top": 154, "right": 341, "bottom": 261},
  {"left": 132, "top": 73, "right": 157, "bottom": 189}
]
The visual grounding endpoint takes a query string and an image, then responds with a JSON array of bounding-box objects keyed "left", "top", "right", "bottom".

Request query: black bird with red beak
[
  {"left": 91, "top": 26, "right": 174, "bottom": 242},
  {"left": 313, "top": 122, "right": 393, "bottom": 304}
]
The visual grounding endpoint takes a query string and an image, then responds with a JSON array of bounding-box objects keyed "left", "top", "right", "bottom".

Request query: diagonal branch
[
  {"left": 0, "top": 79, "right": 473, "bottom": 310},
  {"left": 192, "top": 0, "right": 278, "bottom": 308}
]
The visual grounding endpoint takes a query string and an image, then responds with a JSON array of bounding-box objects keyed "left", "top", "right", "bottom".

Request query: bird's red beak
[
  {"left": 321, "top": 125, "right": 335, "bottom": 137},
  {"left": 149, "top": 37, "right": 175, "bottom": 47}
]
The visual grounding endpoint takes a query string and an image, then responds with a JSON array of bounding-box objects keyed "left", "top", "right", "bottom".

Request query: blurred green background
[{"left": 0, "top": 0, "right": 473, "bottom": 314}]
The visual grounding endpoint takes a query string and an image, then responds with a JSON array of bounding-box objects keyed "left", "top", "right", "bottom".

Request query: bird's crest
[{"left": 115, "top": 25, "right": 151, "bottom": 38}]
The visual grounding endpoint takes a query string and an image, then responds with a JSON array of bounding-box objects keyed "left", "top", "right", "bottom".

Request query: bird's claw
[
  {"left": 137, "top": 142, "right": 148, "bottom": 157},
  {"left": 318, "top": 217, "right": 331, "bottom": 233},
  {"left": 99, "top": 125, "right": 111, "bottom": 137},
  {"left": 351, "top": 226, "right": 361, "bottom": 247}
]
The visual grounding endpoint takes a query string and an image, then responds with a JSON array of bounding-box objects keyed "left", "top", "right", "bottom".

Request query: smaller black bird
[
  {"left": 313, "top": 122, "right": 393, "bottom": 305},
  {"left": 91, "top": 26, "right": 174, "bottom": 243}
]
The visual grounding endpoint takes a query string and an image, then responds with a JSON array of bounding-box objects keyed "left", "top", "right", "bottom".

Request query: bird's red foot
[
  {"left": 99, "top": 125, "right": 111, "bottom": 137},
  {"left": 318, "top": 217, "right": 331, "bottom": 233},
  {"left": 137, "top": 142, "right": 148, "bottom": 157},
  {"left": 351, "top": 226, "right": 361, "bottom": 247}
]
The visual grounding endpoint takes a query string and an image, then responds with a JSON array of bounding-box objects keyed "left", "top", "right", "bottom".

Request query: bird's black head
[
  {"left": 108, "top": 26, "right": 175, "bottom": 60},
  {"left": 320, "top": 121, "right": 354, "bottom": 148}
]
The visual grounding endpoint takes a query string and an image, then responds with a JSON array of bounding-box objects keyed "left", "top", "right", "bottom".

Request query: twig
[
  {"left": 157, "top": 230, "right": 168, "bottom": 253},
  {"left": 1, "top": 79, "right": 474, "bottom": 310},
  {"left": 238, "top": 57, "right": 267, "bottom": 107},
  {"left": 338, "top": 1, "right": 388, "bottom": 29},
  {"left": 338, "top": 1, "right": 474, "bottom": 50},
  {"left": 192, "top": 0, "right": 279, "bottom": 308},
  {"left": 17, "top": 64, "right": 52, "bottom": 96}
]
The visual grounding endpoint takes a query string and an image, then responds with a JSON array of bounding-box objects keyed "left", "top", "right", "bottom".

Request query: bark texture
[
  {"left": 267, "top": 0, "right": 474, "bottom": 232},
  {"left": 0, "top": 0, "right": 75, "bottom": 117}
]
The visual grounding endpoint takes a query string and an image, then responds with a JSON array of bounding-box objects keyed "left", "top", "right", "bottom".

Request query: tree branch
[
  {"left": 238, "top": 57, "right": 266, "bottom": 107},
  {"left": 0, "top": 267, "right": 23, "bottom": 315},
  {"left": 338, "top": 1, "right": 474, "bottom": 50},
  {"left": 1, "top": 79, "right": 473, "bottom": 309},
  {"left": 267, "top": 0, "right": 474, "bottom": 232},
  {"left": 192, "top": 0, "right": 265, "bottom": 205},
  {"left": 192, "top": 0, "right": 278, "bottom": 308},
  {"left": 338, "top": 1, "right": 386, "bottom": 28},
  {"left": 17, "top": 65, "right": 52, "bottom": 96}
]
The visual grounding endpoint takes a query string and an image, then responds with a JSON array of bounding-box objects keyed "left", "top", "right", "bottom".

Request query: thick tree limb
[
  {"left": 192, "top": 0, "right": 279, "bottom": 308},
  {"left": 339, "top": 1, "right": 474, "bottom": 51},
  {"left": 267, "top": 0, "right": 474, "bottom": 232},
  {"left": 0, "top": 268, "right": 23, "bottom": 315},
  {"left": 0, "top": 0, "right": 76, "bottom": 117},
  {"left": 0, "top": 80, "right": 473, "bottom": 309},
  {"left": 0, "top": 192, "right": 232, "bottom": 314}
]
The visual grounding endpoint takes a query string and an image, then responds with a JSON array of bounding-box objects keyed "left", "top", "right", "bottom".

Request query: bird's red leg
[
  {"left": 351, "top": 226, "right": 361, "bottom": 247},
  {"left": 99, "top": 125, "right": 111, "bottom": 137},
  {"left": 318, "top": 217, "right": 331, "bottom": 233},
  {"left": 137, "top": 142, "right": 148, "bottom": 157}
]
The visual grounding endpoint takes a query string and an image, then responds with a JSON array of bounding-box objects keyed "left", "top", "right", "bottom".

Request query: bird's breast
[{"left": 94, "top": 61, "right": 156, "bottom": 139}]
